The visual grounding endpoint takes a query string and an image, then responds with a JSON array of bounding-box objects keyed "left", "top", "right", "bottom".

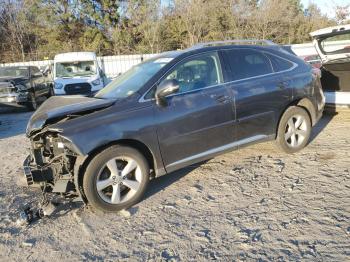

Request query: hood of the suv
[
  {"left": 26, "top": 96, "right": 115, "bottom": 136},
  {"left": 310, "top": 24, "right": 350, "bottom": 63},
  {"left": 0, "top": 76, "right": 28, "bottom": 85}
]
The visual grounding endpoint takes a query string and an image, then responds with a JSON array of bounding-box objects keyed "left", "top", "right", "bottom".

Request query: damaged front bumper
[
  {"left": 23, "top": 154, "right": 51, "bottom": 187},
  {"left": 23, "top": 154, "right": 75, "bottom": 193},
  {"left": 22, "top": 133, "right": 82, "bottom": 197},
  {"left": 0, "top": 91, "right": 30, "bottom": 106}
]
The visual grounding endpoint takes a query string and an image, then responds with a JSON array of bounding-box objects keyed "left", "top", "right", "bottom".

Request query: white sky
[
  {"left": 301, "top": 0, "right": 350, "bottom": 18},
  {"left": 160, "top": 0, "right": 349, "bottom": 19}
]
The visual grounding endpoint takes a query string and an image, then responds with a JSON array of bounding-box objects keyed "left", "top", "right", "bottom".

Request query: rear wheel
[
  {"left": 83, "top": 145, "right": 149, "bottom": 212},
  {"left": 276, "top": 106, "right": 311, "bottom": 154}
]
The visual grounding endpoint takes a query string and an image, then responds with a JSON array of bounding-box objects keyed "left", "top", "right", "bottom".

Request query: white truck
[{"left": 53, "top": 52, "right": 107, "bottom": 96}]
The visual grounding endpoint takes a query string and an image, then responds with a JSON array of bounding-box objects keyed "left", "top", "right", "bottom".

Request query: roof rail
[{"left": 187, "top": 39, "right": 278, "bottom": 50}]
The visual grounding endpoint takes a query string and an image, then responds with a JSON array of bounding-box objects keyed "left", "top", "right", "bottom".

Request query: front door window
[{"left": 161, "top": 53, "right": 223, "bottom": 95}]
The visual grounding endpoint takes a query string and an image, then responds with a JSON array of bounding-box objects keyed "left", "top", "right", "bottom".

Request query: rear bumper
[{"left": 324, "top": 91, "right": 350, "bottom": 106}]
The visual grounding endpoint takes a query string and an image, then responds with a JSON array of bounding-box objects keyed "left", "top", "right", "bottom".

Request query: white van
[{"left": 53, "top": 52, "right": 106, "bottom": 96}]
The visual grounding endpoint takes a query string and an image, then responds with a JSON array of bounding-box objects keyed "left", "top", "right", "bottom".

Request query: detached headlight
[
  {"left": 92, "top": 78, "right": 101, "bottom": 86},
  {"left": 55, "top": 82, "right": 63, "bottom": 89}
]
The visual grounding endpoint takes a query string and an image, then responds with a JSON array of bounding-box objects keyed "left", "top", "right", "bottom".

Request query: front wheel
[
  {"left": 276, "top": 106, "right": 311, "bottom": 154},
  {"left": 26, "top": 92, "right": 38, "bottom": 111},
  {"left": 83, "top": 145, "right": 150, "bottom": 212},
  {"left": 48, "top": 86, "right": 55, "bottom": 97}
]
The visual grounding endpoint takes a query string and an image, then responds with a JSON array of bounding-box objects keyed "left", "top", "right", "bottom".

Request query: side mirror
[
  {"left": 155, "top": 79, "right": 180, "bottom": 106},
  {"left": 40, "top": 66, "right": 50, "bottom": 76}
]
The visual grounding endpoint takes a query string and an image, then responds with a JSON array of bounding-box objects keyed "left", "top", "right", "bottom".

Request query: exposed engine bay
[{"left": 24, "top": 130, "right": 78, "bottom": 195}]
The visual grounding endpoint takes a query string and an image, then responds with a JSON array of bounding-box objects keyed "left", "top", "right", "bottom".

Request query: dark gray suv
[{"left": 24, "top": 41, "right": 325, "bottom": 212}]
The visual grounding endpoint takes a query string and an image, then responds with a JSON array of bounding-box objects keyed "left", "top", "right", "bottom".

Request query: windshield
[
  {"left": 320, "top": 32, "right": 350, "bottom": 55},
  {"left": 55, "top": 61, "right": 96, "bottom": 78},
  {"left": 0, "top": 67, "right": 29, "bottom": 78},
  {"left": 95, "top": 57, "right": 172, "bottom": 99}
]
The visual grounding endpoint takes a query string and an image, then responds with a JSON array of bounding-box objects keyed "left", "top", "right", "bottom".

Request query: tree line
[{"left": 0, "top": 0, "right": 348, "bottom": 63}]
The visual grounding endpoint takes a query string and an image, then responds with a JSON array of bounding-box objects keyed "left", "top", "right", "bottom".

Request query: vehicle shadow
[
  {"left": 309, "top": 110, "right": 336, "bottom": 143},
  {"left": 18, "top": 161, "right": 206, "bottom": 225},
  {"left": 0, "top": 107, "right": 33, "bottom": 139},
  {"left": 144, "top": 161, "right": 207, "bottom": 201}
]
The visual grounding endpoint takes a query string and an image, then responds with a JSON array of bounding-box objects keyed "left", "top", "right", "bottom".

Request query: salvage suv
[
  {"left": 24, "top": 41, "right": 325, "bottom": 212},
  {"left": 0, "top": 66, "right": 53, "bottom": 110}
]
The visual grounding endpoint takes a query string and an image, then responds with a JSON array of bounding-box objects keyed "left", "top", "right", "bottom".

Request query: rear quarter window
[{"left": 264, "top": 53, "right": 295, "bottom": 72}]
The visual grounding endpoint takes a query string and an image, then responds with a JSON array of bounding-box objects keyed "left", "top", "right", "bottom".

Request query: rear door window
[{"left": 223, "top": 49, "right": 273, "bottom": 81}]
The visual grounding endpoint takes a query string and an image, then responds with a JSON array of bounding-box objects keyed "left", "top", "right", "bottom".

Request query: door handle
[{"left": 210, "top": 94, "right": 230, "bottom": 103}]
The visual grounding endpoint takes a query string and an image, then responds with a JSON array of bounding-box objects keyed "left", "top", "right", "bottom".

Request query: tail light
[{"left": 312, "top": 67, "right": 322, "bottom": 78}]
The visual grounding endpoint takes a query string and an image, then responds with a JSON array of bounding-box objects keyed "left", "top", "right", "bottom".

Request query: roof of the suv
[
  {"left": 153, "top": 41, "right": 285, "bottom": 61},
  {"left": 150, "top": 40, "right": 295, "bottom": 65},
  {"left": 188, "top": 39, "right": 277, "bottom": 49}
]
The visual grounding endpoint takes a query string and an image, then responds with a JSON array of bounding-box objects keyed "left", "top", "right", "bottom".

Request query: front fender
[{"left": 51, "top": 103, "right": 165, "bottom": 176}]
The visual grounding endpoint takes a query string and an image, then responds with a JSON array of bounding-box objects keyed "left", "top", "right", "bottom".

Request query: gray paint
[{"left": 26, "top": 44, "right": 325, "bottom": 188}]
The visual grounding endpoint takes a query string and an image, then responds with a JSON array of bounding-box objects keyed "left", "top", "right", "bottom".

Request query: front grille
[{"left": 64, "top": 83, "right": 92, "bottom": 95}]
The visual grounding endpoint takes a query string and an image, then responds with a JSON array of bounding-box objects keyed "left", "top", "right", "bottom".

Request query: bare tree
[
  {"left": 128, "top": 0, "right": 162, "bottom": 53},
  {"left": 0, "top": 0, "right": 34, "bottom": 61},
  {"left": 334, "top": 4, "right": 350, "bottom": 24}
]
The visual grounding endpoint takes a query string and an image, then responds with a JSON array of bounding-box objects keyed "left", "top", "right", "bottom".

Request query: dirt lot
[{"left": 0, "top": 108, "right": 349, "bottom": 261}]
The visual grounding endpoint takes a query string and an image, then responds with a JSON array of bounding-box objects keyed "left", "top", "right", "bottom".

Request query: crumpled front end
[
  {"left": 0, "top": 81, "right": 29, "bottom": 106},
  {"left": 23, "top": 131, "right": 81, "bottom": 196},
  {"left": 22, "top": 96, "right": 115, "bottom": 199}
]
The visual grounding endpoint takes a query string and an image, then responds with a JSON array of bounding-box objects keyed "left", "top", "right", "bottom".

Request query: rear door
[
  {"left": 310, "top": 25, "right": 350, "bottom": 63},
  {"left": 221, "top": 48, "right": 293, "bottom": 142},
  {"left": 154, "top": 52, "right": 235, "bottom": 172},
  {"left": 311, "top": 26, "right": 350, "bottom": 96}
]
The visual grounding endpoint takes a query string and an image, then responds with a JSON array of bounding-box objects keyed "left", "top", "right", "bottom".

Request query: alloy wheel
[
  {"left": 284, "top": 114, "right": 308, "bottom": 148},
  {"left": 96, "top": 156, "right": 142, "bottom": 204}
]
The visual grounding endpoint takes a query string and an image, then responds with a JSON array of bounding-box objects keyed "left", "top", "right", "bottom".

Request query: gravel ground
[{"left": 0, "top": 108, "right": 349, "bottom": 261}]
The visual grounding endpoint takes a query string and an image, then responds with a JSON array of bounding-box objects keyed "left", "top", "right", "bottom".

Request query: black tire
[
  {"left": 48, "top": 86, "right": 55, "bottom": 97},
  {"left": 83, "top": 145, "right": 149, "bottom": 212},
  {"left": 276, "top": 106, "right": 311, "bottom": 154},
  {"left": 26, "top": 92, "right": 38, "bottom": 111}
]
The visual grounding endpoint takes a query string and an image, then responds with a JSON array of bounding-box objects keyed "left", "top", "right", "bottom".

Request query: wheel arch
[
  {"left": 275, "top": 97, "right": 316, "bottom": 138},
  {"left": 295, "top": 98, "right": 317, "bottom": 126},
  {"left": 75, "top": 139, "right": 157, "bottom": 203}
]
